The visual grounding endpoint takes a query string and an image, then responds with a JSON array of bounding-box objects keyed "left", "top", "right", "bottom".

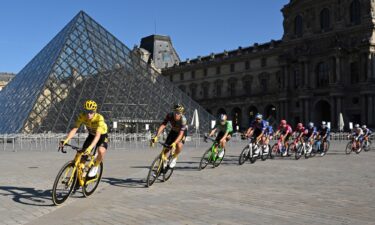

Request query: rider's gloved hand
[
  {"left": 150, "top": 136, "right": 158, "bottom": 147},
  {"left": 170, "top": 142, "right": 177, "bottom": 150},
  {"left": 83, "top": 147, "right": 93, "bottom": 155},
  {"left": 59, "top": 139, "right": 69, "bottom": 148}
]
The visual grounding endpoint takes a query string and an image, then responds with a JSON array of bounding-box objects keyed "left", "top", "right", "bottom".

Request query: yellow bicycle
[
  {"left": 52, "top": 144, "right": 103, "bottom": 205},
  {"left": 146, "top": 142, "right": 174, "bottom": 187}
]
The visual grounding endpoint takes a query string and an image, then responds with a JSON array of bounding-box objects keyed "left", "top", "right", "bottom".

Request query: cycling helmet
[
  {"left": 308, "top": 122, "right": 314, "bottom": 128},
  {"left": 322, "top": 121, "right": 327, "bottom": 128},
  {"left": 255, "top": 113, "right": 263, "bottom": 120},
  {"left": 362, "top": 125, "right": 367, "bottom": 129},
  {"left": 297, "top": 123, "right": 303, "bottom": 129},
  {"left": 219, "top": 114, "right": 227, "bottom": 122},
  {"left": 355, "top": 124, "right": 360, "bottom": 128},
  {"left": 173, "top": 104, "right": 185, "bottom": 113},
  {"left": 280, "top": 119, "right": 287, "bottom": 125},
  {"left": 84, "top": 100, "right": 97, "bottom": 111}
]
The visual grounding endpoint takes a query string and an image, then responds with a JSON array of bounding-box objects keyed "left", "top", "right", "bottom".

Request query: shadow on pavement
[
  {"left": 0, "top": 186, "right": 53, "bottom": 206},
  {"left": 101, "top": 177, "right": 146, "bottom": 188}
]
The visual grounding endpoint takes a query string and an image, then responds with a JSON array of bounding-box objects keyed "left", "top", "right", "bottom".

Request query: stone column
[
  {"left": 368, "top": 95, "right": 374, "bottom": 125},
  {"left": 361, "top": 95, "right": 367, "bottom": 124},
  {"left": 330, "top": 97, "right": 337, "bottom": 129},
  {"left": 304, "top": 99, "right": 310, "bottom": 123},
  {"left": 303, "top": 62, "right": 309, "bottom": 88},
  {"left": 335, "top": 57, "right": 341, "bottom": 83},
  {"left": 367, "top": 53, "right": 372, "bottom": 81}
]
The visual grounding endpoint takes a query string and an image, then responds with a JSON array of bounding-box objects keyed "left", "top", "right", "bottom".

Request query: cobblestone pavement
[{"left": 0, "top": 141, "right": 374, "bottom": 225}]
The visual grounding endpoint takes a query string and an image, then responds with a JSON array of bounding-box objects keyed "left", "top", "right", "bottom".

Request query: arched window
[
  {"left": 201, "top": 82, "right": 210, "bottom": 99},
  {"left": 242, "top": 75, "right": 253, "bottom": 96},
  {"left": 215, "top": 80, "right": 223, "bottom": 97},
  {"left": 228, "top": 77, "right": 237, "bottom": 97},
  {"left": 316, "top": 62, "right": 330, "bottom": 87},
  {"left": 320, "top": 8, "right": 330, "bottom": 31},
  {"left": 350, "top": 0, "right": 361, "bottom": 25},
  {"left": 294, "top": 15, "right": 303, "bottom": 37},
  {"left": 189, "top": 83, "right": 197, "bottom": 99}
]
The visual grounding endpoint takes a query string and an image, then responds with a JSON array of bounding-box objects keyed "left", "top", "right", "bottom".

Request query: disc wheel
[
  {"left": 270, "top": 144, "right": 278, "bottom": 159},
  {"left": 162, "top": 158, "right": 174, "bottom": 182},
  {"left": 199, "top": 148, "right": 212, "bottom": 170},
  {"left": 261, "top": 145, "right": 269, "bottom": 161},
  {"left": 345, "top": 142, "right": 352, "bottom": 155},
  {"left": 52, "top": 161, "right": 77, "bottom": 205},
  {"left": 83, "top": 162, "right": 103, "bottom": 197},
  {"left": 213, "top": 148, "right": 225, "bottom": 167},
  {"left": 295, "top": 145, "right": 303, "bottom": 160},
  {"left": 146, "top": 155, "right": 162, "bottom": 187},
  {"left": 363, "top": 140, "right": 372, "bottom": 152},
  {"left": 239, "top": 147, "right": 250, "bottom": 165}
]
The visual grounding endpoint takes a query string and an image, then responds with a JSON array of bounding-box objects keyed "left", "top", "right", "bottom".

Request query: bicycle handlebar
[
  {"left": 204, "top": 135, "right": 216, "bottom": 143},
  {"left": 158, "top": 142, "right": 172, "bottom": 148},
  {"left": 58, "top": 143, "right": 82, "bottom": 154}
]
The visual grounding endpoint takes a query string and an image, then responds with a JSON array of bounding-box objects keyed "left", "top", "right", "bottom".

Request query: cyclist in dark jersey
[
  {"left": 246, "top": 113, "right": 267, "bottom": 152},
  {"left": 151, "top": 104, "right": 187, "bottom": 168},
  {"left": 304, "top": 122, "right": 317, "bottom": 153},
  {"left": 316, "top": 121, "right": 330, "bottom": 156},
  {"left": 208, "top": 114, "right": 233, "bottom": 158}
]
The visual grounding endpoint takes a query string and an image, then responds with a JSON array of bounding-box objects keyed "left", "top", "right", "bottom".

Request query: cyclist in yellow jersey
[{"left": 60, "top": 100, "right": 109, "bottom": 177}]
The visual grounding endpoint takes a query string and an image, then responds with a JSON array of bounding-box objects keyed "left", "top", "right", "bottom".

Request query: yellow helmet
[
  {"left": 84, "top": 100, "right": 97, "bottom": 111},
  {"left": 173, "top": 104, "right": 185, "bottom": 113}
]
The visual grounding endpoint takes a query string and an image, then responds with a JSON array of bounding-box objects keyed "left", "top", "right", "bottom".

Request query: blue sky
[{"left": 0, "top": 0, "right": 288, "bottom": 73}]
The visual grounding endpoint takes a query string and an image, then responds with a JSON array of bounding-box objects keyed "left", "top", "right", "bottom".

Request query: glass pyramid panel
[{"left": 0, "top": 11, "right": 214, "bottom": 134}]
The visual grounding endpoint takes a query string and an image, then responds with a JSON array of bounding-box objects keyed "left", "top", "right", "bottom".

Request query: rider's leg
[{"left": 170, "top": 142, "right": 183, "bottom": 168}]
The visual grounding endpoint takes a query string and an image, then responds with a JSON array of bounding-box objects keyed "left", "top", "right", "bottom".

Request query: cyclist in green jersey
[{"left": 208, "top": 114, "right": 233, "bottom": 157}]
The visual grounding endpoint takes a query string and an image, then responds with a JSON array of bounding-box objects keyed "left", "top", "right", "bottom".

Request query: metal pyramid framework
[{"left": 0, "top": 11, "right": 213, "bottom": 134}]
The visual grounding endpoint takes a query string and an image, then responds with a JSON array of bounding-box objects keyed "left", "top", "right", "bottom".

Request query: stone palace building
[{"left": 137, "top": 0, "right": 375, "bottom": 131}]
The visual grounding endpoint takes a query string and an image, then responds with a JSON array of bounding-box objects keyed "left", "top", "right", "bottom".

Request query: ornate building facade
[{"left": 161, "top": 0, "right": 375, "bottom": 131}]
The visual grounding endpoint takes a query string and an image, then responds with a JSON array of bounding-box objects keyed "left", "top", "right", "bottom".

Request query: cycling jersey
[
  {"left": 305, "top": 127, "right": 317, "bottom": 137},
  {"left": 317, "top": 126, "right": 330, "bottom": 137},
  {"left": 363, "top": 128, "right": 372, "bottom": 136},
  {"left": 214, "top": 120, "right": 233, "bottom": 134},
  {"left": 249, "top": 119, "right": 267, "bottom": 133},
  {"left": 352, "top": 128, "right": 363, "bottom": 137},
  {"left": 294, "top": 126, "right": 305, "bottom": 135},
  {"left": 265, "top": 125, "right": 274, "bottom": 136},
  {"left": 162, "top": 112, "right": 187, "bottom": 133},
  {"left": 277, "top": 124, "right": 292, "bottom": 135},
  {"left": 74, "top": 113, "right": 108, "bottom": 135}
]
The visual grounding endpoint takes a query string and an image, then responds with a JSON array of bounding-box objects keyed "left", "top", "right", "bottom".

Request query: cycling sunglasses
[{"left": 83, "top": 109, "right": 95, "bottom": 114}]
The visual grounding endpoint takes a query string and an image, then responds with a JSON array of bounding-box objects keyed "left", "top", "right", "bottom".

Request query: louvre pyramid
[{"left": 0, "top": 11, "right": 213, "bottom": 134}]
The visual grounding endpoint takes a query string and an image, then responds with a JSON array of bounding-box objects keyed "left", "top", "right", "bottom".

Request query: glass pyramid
[{"left": 0, "top": 11, "right": 213, "bottom": 134}]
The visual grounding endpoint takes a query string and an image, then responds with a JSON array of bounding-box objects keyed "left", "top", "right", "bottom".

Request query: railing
[{"left": 0, "top": 132, "right": 373, "bottom": 152}]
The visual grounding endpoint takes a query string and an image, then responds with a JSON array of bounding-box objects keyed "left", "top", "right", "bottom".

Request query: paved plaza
[{"left": 0, "top": 140, "right": 374, "bottom": 225}]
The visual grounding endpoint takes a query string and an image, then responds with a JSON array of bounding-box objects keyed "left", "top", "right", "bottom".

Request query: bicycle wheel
[
  {"left": 295, "top": 145, "right": 303, "bottom": 160},
  {"left": 83, "top": 162, "right": 103, "bottom": 197},
  {"left": 261, "top": 145, "right": 268, "bottom": 161},
  {"left": 213, "top": 148, "right": 225, "bottom": 167},
  {"left": 52, "top": 161, "right": 77, "bottom": 205},
  {"left": 249, "top": 145, "right": 258, "bottom": 164},
  {"left": 239, "top": 146, "right": 250, "bottom": 165},
  {"left": 146, "top": 155, "right": 163, "bottom": 187},
  {"left": 270, "top": 144, "right": 278, "bottom": 159},
  {"left": 163, "top": 156, "right": 174, "bottom": 182},
  {"left": 199, "top": 148, "right": 212, "bottom": 170},
  {"left": 355, "top": 146, "right": 362, "bottom": 154},
  {"left": 363, "top": 140, "right": 372, "bottom": 152},
  {"left": 345, "top": 142, "right": 352, "bottom": 155}
]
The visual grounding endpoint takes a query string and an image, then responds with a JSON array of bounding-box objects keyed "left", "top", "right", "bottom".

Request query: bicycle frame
[{"left": 59, "top": 144, "right": 98, "bottom": 187}]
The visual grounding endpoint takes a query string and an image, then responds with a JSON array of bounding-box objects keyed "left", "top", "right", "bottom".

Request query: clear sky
[{"left": 0, "top": 0, "right": 288, "bottom": 73}]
